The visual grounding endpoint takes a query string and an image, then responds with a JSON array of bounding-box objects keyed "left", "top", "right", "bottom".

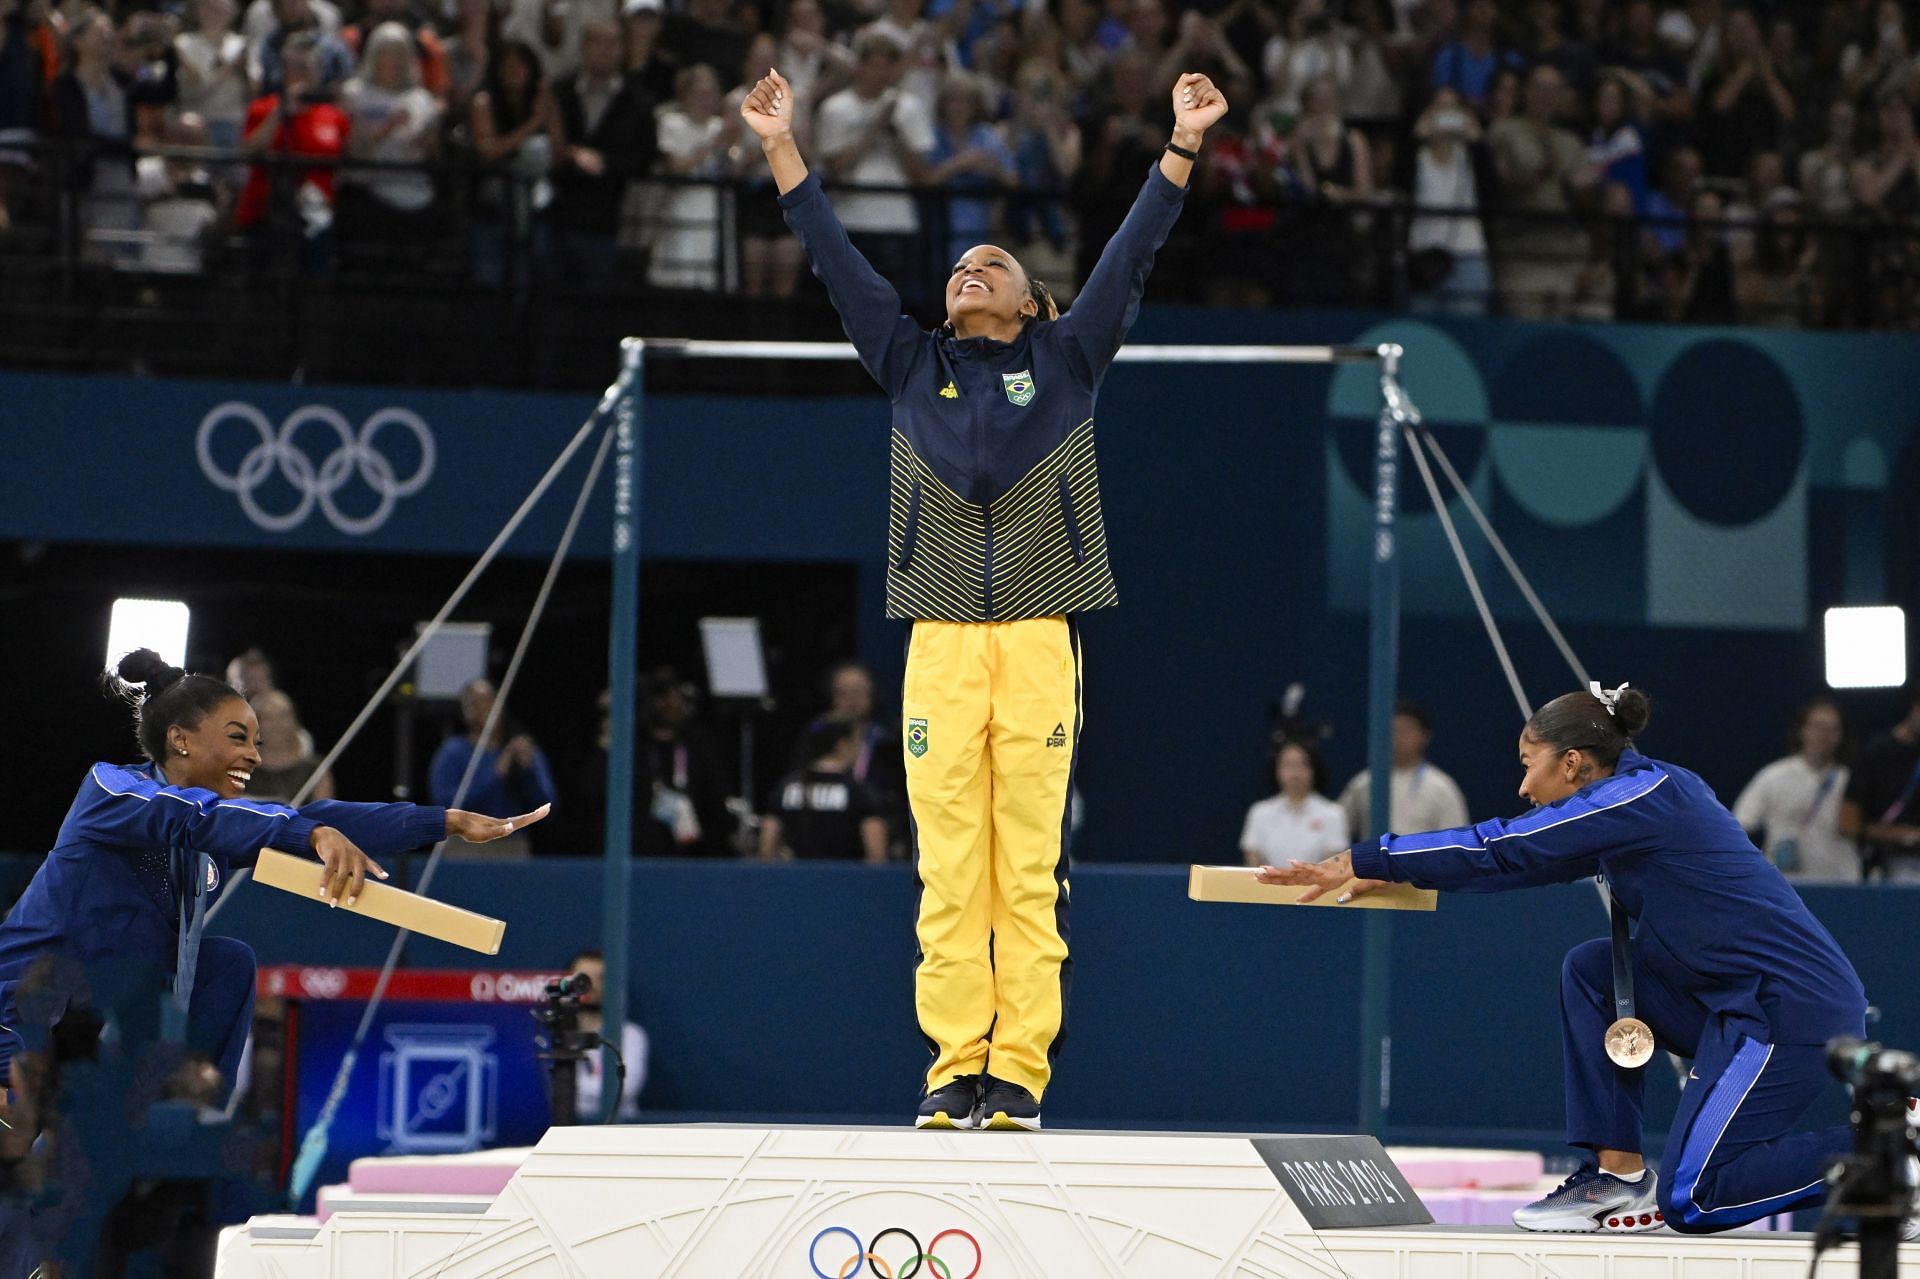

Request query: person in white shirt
[
  {"left": 810, "top": 32, "right": 934, "bottom": 290},
  {"left": 567, "top": 948, "right": 649, "bottom": 1122},
  {"left": 1339, "top": 699, "right": 1470, "bottom": 839},
  {"left": 1242, "top": 739, "right": 1349, "bottom": 867},
  {"left": 1407, "top": 86, "right": 1488, "bottom": 315},
  {"left": 1733, "top": 697, "right": 1857, "bottom": 883}
]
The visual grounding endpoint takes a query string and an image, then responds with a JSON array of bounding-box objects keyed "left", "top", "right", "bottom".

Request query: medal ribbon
[{"left": 1608, "top": 885, "right": 1635, "bottom": 1025}]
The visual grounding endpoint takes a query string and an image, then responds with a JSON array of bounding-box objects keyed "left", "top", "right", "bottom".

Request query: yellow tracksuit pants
[{"left": 903, "top": 615, "right": 1080, "bottom": 1101}]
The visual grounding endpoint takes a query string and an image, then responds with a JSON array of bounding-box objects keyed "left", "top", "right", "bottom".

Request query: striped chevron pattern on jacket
[{"left": 886, "top": 419, "right": 1119, "bottom": 622}]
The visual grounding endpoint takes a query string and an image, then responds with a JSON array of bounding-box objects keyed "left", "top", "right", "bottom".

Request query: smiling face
[
  {"left": 167, "top": 695, "right": 263, "bottom": 799},
  {"left": 946, "top": 244, "right": 1035, "bottom": 333}
]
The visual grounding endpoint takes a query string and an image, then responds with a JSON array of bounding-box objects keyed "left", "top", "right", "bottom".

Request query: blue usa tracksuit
[
  {"left": 0, "top": 762, "right": 446, "bottom": 1096},
  {"left": 1351, "top": 749, "right": 1868, "bottom": 1233}
]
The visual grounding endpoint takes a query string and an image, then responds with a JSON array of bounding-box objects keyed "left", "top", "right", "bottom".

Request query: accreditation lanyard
[
  {"left": 1794, "top": 766, "right": 1841, "bottom": 838},
  {"left": 1879, "top": 755, "right": 1920, "bottom": 825}
]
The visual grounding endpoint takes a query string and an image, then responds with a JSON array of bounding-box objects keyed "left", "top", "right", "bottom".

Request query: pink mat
[
  {"left": 1388, "top": 1148, "right": 1545, "bottom": 1189},
  {"left": 347, "top": 1150, "right": 529, "bottom": 1196}
]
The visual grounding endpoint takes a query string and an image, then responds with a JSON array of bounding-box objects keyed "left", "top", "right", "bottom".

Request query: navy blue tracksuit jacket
[
  {"left": 780, "top": 164, "right": 1188, "bottom": 623},
  {"left": 0, "top": 762, "right": 446, "bottom": 1063},
  {"left": 1351, "top": 748, "right": 1868, "bottom": 1230}
]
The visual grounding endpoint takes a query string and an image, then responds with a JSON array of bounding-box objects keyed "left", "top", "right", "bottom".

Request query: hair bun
[
  {"left": 115, "top": 648, "right": 186, "bottom": 697},
  {"left": 1612, "top": 687, "right": 1652, "bottom": 737}
]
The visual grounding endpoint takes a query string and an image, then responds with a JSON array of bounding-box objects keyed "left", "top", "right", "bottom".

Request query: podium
[{"left": 222, "top": 1124, "right": 1914, "bottom": 1278}]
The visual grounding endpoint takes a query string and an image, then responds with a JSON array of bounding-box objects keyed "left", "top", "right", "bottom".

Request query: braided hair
[{"left": 103, "top": 649, "right": 243, "bottom": 764}]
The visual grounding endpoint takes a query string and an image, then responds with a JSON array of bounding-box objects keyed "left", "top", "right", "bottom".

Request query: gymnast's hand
[
  {"left": 311, "top": 825, "right": 389, "bottom": 907},
  {"left": 447, "top": 804, "right": 552, "bottom": 846},
  {"left": 740, "top": 68, "right": 794, "bottom": 142},
  {"left": 1254, "top": 851, "right": 1388, "bottom": 904}
]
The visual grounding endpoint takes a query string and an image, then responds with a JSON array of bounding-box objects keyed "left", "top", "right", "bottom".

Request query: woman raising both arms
[{"left": 739, "top": 66, "right": 1226, "bottom": 1130}]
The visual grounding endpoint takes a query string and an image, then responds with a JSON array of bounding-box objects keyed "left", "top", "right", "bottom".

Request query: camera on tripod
[
  {"left": 532, "top": 972, "right": 599, "bottom": 1127},
  {"left": 1813, "top": 1037, "right": 1919, "bottom": 1279}
]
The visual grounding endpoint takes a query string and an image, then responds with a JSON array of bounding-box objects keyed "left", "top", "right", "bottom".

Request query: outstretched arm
[
  {"left": 742, "top": 69, "right": 923, "bottom": 398},
  {"left": 1055, "top": 74, "right": 1227, "bottom": 382}
]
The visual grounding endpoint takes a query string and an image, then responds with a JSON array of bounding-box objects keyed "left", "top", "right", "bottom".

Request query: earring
[{"left": 177, "top": 748, "right": 189, "bottom": 756}]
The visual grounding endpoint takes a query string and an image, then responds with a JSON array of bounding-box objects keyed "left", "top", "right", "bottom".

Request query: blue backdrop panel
[{"left": 215, "top": 860, "right": 1918, "bottom": 1148}]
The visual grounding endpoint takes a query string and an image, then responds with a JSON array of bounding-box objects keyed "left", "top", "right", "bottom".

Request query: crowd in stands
[
  {"left": 6, "top": 0, "right": 1920, "bottom": 322},
  {"left": 222, "top": 644, "right": 1920, "bottom": 881}
]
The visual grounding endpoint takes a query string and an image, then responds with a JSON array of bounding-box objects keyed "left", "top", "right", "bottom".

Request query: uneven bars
[{"left": 620, "top": 337, "right": 1387, "bottom": 364}]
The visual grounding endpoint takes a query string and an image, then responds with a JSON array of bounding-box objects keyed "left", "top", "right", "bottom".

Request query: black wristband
[{"left": 1164, "top": 141, "right": 1199, "bottom": 161}]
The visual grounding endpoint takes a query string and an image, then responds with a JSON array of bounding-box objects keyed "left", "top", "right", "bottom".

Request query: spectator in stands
[
  {"left": 244, "top": 689, "right": 335, "bottom": 803},
  {"left": 641, "top": 667, "right": 731, "bottom": 856},
  {"left": 1841, "top": 0, "right": 1916, "bottom": 108},
  {"left": 341, "top": 0, "right": 449, "bottom": 100},
  {"left": 1602, "top": 0, "right": 1692, "bottom": 137},
  {"left": 647, "top": 61, "right": 732, "bottom": 289},
  {"left": 339, "top": 23, "right": 442, "bottom": 251},
  {"left": 1407, "top": 85, "right": 1487, "bottom": 315},
  {"left": 1159, "top": 10, "right": 1251, "bottom": 108},
  {"left": 619, "top": 0, "right": 675, "bottom": 105},
  {"left": 661, "top": 0, "right": 746, "bottom": 92},
  {"left": 242, "top": 0, "right": 339, "bottom": 52},
  {"left": 1732, "top": 189, "right": 1816, "bottom": 324},
  {"left": 1338, "top": 699, "right": 1470, "bottom": 840},
  {"left": 1733, "top": 697, "right": 1855, "bottom": 882},
  {"left": 174, "top": 0, "right": 250, "bottom": 150},
  {"left": 760, "top": 717, "right": 888, "bottom": 862},
  {"left": 1003, "top": 58, "right": 1080, "bottom": 253},
  {"left": 1428, "top": 0, "right": 1520, "bottom": 113},
  {"left": 1241, "top": 738, "right": 1347, "bottom": 867},
  {"left": 1698, "top": 7, "right": 1795, "bottom": 181},
  {"left": 1525, "top": 0, "right": 1595, "bottom": 99},
  {"left": 1585, "top": 71, "right": 1649, "bottom": 209},
  {"left": 1488, "top": 62, "right": 1589, "bottom": 318},
  {"left": 470, "top": 38, "right": 563, "bottom": 287},
  {"left": 774, "top": 0, "right": 849, "bottom": 149},
  {"left": 429, "top": 677, "right": 558, "bottom": 857},
  {"left": 444, "top": 0, "right": 495, "bottom": 111},
  {"left": 813, "top": 33, "right": 934, "bottom": 293},
  {"left": 1722, "top": 147, "right": 1785, "bottom": 261},
  {"left": 860, "top": 0, "right": 941, "bottom": 105},
  {"left": 1801, "top": 98, "right": 1859, "bottom": 220},
  {"left": 1852, "top": 95, "right": 1920, "bottom": 326},
  {"left": 502, "top": 0, "right": 614, "bottom": 82},
  {"left": 565, "top": 947, "right": 648, "bottom": 1121},
  {"left": 1642, "top": 142, "right": 1700, "bottom": 257},
  {"left": 726, "top": 33, "right": 801, "bottom": 296},
  {"left": 928, "top": 70, "right": 1017, "bottom": 271},
  {"left": 133, "top": 117, "right": 222, "bottom": 271},
  {"left": 237, "top": 32, "right": 347, "bottom": 271},
  {"left": 1842, "top": 689, "right": 1920, "bottom": 882},
  {"left": 1666, "top": 186, "right": 1735, "bottom": 321},
  {"left": 1342, "top": 0, "right": 1403, "bottom": 127},
  {"left": 551, "top": 16, "right": 655, "bottom": 287},
  {"left": 1570, "top": 178, "right": 1639, "bottom": 320},
  {"left": 52, "top": 8, "right": 141, "bottom": 264},
  {"left": 1289, "top": 73, "right": 1371, "bottom": 304},
  {"left": 252, "top": 0, "right": 353, "bottom": 97},
  {"left": 1071, "top": 46, "right": 1166, "bottom": 288},
  {"left": 0, "top": 0, "right": 46, "bottom": 232}
]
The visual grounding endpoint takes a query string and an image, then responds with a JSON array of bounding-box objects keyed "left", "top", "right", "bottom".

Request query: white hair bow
[{"left": 1589, "top": 681, "right": 1630, "bottom": 715}]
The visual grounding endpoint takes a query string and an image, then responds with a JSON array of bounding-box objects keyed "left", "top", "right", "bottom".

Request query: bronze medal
[{"left": 1605, "top": 1016, "right": 1655, "bottom": 1069}]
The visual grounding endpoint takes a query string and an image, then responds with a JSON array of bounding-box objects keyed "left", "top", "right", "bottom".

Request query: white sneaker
[{"left": 1513, "top": 1166, "right": 1664, "bottom": 1233}]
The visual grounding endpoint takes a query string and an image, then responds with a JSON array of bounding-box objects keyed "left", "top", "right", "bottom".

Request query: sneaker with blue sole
[
  {"left": 976, "top": 1074, "right": 1041, "bottom": 1132},
  {"left": 1513, "top": 1166, "right": 1663, "bottom": 1233},
  {"left": 915, "top": 1075, "right": 980, "bottom": 1130}
]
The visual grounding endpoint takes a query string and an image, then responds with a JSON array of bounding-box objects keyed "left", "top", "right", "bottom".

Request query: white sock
[{"left": 1608, "top": 1167, "right": 1646, "bottom": 1184}]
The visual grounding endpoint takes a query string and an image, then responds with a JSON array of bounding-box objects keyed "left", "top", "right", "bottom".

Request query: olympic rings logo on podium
[
  {"left": 808, "top": 1226, "right": 981, "bottom": 1279},
  {"left": 196, "top": 401, "right": 436, "bottom": 535}
]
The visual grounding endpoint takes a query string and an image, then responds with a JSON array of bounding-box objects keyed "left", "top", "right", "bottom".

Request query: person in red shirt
[{"left": 236, "top": 31, "right": 348, "bottom": 269}]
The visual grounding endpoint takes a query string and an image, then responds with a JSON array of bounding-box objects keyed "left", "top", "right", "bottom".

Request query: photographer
[
  {"left": 235, "top": 32, "right": 349, "bottom": 271},
  {"left": 563, "top": 949, "right": 647, "bottom": 1123}
]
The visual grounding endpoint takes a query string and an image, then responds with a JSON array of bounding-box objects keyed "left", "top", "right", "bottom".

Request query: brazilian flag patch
[
  {"left": 1002, "top": 370, "right": 1035, "bottom": 406},
  {"left": 906, "top": 717, "right": 929, "bottom": 758}
]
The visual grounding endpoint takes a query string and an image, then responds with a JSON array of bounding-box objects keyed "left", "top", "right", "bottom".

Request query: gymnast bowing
[{"left": 0, "top": 648, "right": 548, "bottom": 1105}]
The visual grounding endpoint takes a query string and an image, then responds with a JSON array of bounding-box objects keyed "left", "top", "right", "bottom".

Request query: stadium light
[
  {"left": 1824, "top": 606, "right": 1907, "bottom": 689},
  {"left": 106, "top": 598, "right": 191, "bottom": 672}
]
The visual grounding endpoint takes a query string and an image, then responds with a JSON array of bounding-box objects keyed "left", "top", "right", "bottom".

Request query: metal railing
[{"left": 2, "top": 137, "right": 1916, "bottom": 384}]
